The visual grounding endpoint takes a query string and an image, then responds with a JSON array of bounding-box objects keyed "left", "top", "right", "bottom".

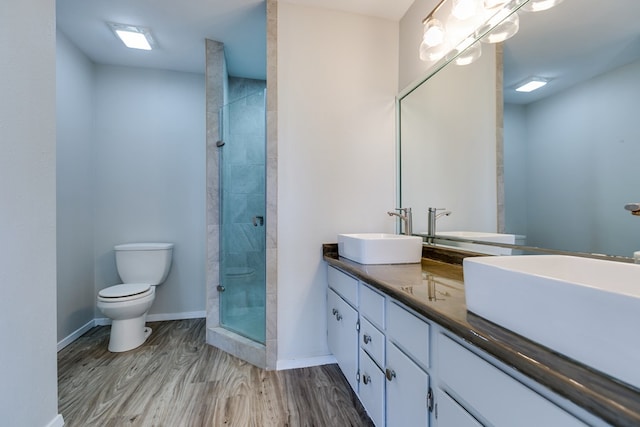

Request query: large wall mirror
[{"left": 399, "top": 0, "right": 640, "bottom": 259}]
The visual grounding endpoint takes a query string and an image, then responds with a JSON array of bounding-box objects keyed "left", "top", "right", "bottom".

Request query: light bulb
[
  {"left": 423, "top": 18, "right": 445, "bottom": 47},
  {"left": 484, "top": 0, "right": 509, "bottom": 8},
  {"left": 453, "top": 40, "right": 482, "bottom": 66},
  {"left": 481, "top": 12, "right": 519, "bottom": 43},
  {"left": 520, "top": 0, "right": 565, "bottom": 12},
  {"left": 452, "top": 0, "right": 479, "bottom": 20}
]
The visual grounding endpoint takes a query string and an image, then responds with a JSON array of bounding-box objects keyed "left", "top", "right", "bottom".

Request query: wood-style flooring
[{"left": 58, "top": 319, "right": 374, "bottom": 427}]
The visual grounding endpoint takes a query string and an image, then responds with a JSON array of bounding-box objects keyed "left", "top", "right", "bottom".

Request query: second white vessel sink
[
  {"left": 338, "top": 233, "right": 422, "bottom": 265},
  {"left": 464, "top": 255, "right": 640, "bottom": 389}
]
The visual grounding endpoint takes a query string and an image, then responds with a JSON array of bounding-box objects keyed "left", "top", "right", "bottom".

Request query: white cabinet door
[
  {"left": 327, "top": 288, "right": 359, "bottom": 392},
  {"left": 436, "top": 388, "right": 482, "bottom": 427},
  {"left": 386, "top": 341, "right": 430, "bottom": 427},
  {"left": 359, "top": 348, "right": 385, "bottom": 427}
]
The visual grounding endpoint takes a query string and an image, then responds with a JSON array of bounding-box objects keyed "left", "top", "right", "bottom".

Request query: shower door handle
[{"left": 252, "top": 216, "right": 264, "bottom": 227}]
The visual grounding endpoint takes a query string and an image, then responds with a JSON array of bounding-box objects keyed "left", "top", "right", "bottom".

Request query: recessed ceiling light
[
  {"left": 515, "top": 77, "right": 549, "bottom": 93},
  {"left": 108, "top": 23, "right": 154, "bottom": 50}
]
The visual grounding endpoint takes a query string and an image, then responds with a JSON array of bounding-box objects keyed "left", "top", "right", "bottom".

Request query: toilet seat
[{"left": 98, "top": 283, "right": 153, "bottom": 303}]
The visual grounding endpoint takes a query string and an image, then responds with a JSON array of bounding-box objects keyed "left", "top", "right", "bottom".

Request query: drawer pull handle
[
  {"left": 363, "top": 334, "right": 372, "bottom": 344},
  {"left": 332, "top": 308, "right": 338, "bottom": 316},
  {"left": 362, "top": 374, "right": 371, "bottom": 385},
  {"left": 385, "top": 368, "right": 396, "bottom": 381},
  {"left": 336, "top": 312, "right": 342, "bottom": 321}
]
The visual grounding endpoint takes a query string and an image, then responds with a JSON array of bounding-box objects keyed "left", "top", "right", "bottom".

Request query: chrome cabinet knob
[
  {"left": 363, "top": 334, "right": 372, "bottom": 344},
  {"left": 385, "top": 368, "right": 396, "bottom": 381},
  {"left": 362, "top": 374, "right": 371, "bottom": 385}
]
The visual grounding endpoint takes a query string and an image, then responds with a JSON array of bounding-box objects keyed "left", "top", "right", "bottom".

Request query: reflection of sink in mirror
[
  {"left": 464, "top": 255, "right": 640, "bottom": 389},
  {"left": 436, "top": 231, "right": 524, "bottom": 255},
  {"left": 338, "top": 233, "right": 422, "bottom": 265}
]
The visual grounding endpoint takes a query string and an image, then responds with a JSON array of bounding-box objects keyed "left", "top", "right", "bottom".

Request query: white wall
[
  {"left": 277, "top": 2, "right": 398, "bottom": 363},
  {"left": 93, "top": 65, "right": 206, "bottom": 317},
  {"left": 505, "top": 59, "right": 640, "bottom": 256},
  {"left": 0, "top": 1, "right": 62, "bottom": 426},
  {"left": 56, "top": 30, "right": 96, "bottom": 342}
]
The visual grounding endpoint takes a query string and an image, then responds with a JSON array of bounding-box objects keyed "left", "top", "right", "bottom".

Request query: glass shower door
[{"left": 218, "top": 89, "right": 266, "bottom": 344}]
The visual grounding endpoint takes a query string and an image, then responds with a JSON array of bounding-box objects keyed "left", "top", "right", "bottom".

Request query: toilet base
[{"left": 108, "top": 315, "right": 152, "bottom": 352}]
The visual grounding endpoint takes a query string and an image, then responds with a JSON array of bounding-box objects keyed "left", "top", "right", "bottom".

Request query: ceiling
[{"left": 56, "top": 0, "right": 414, "bottom": 79}]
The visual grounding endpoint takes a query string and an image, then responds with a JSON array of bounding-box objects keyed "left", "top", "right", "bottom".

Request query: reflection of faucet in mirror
[
  {"left": 427, "top": 207, "right": 451, "bottom": 243},
  {"left": 387, "top": 208, "right": 413, "bottom": 235},
  {"left": 624, "top": 203, "right": 640, "bottom": 216}
]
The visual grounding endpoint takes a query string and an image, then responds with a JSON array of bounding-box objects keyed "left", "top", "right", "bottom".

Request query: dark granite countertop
[{"left": 323, "top": 246, "right": 640, "bottom": 427}]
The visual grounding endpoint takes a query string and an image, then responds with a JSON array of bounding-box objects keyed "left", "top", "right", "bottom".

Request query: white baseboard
[
  {"left": 276, "top": 354, "right": 337, "bottom": 371},
  {"left": 57, "top": 319, "right": 96, "bottom": 351},
  {"left": 147, "top": 310, "right": 206, "bottom": 322},
  {"left": 59, "top": 311, "right": 206, "bottom": 350},
  {"left": 45, "top": 414, "right": 64, "bottom": 427}
]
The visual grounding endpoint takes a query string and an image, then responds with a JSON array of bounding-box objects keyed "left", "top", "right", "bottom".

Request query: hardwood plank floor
[{"left": 58, "top": 319, "right": 374, "bottom": 427}]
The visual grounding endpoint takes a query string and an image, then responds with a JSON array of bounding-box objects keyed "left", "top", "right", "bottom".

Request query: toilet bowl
[{"left": 97, "top": 243, "right": 173, "bottom": 352}]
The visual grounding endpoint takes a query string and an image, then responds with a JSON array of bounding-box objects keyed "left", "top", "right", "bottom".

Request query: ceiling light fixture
[
  {"left": 108, "top": 23, "right": 155, "bottom": 50},
  {"left": 515, "top": 77, "right": 549, "bottom": 92}
]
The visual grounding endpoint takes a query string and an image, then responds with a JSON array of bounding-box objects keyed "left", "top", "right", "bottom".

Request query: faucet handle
[{"left": 428, "top": 207, "right": 446, "bottom": 212}]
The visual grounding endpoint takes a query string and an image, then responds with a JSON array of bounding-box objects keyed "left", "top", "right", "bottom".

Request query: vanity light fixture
[
  {"left": 108, "top": 22, "right": 155, "bottom": 50},
  {"left": 515, "top": 77, "right": 549, "bottom": 92},
  {"left": 418, "top": 0, "right": 564, "bottom": 66}
]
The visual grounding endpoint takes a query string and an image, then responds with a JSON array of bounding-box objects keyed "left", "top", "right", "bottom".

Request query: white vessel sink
[
  {"left": 464, "top": 255, "right": 640, "bottom": 389},
  {"left": 338, "top": 233, "right": 422, "bottom": 265},
  {"left": 436, "top": 231, "right": 518, "bottom": 255}
]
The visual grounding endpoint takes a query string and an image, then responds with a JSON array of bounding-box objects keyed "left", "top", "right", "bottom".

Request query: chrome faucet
[
  {"left": 427, "top": 207, "right": 452, "bottom": 242},
  {"left": 387, "top": 208, "right": 413, "bottom": 235}
]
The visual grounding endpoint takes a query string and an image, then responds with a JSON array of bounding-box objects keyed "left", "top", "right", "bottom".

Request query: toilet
[{"left": 97, "top": 242, "right": 174, "bottom": 352}]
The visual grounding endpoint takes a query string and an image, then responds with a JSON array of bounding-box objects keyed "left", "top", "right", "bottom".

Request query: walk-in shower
[{"left": 217, "top": 82, "right": 266, "bottom": 344}]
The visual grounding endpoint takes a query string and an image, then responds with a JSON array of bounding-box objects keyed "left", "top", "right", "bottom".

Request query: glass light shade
[
  {"left": 454, "top": 40, "right": 482, "bottom": 65},
  {"left": 452, "top": 0, "right": 479, "bottom": 20},
  {"left": 481, "top": 12, "right": 519, "bottom": 43},
  {"left": 423, "top": 18, "right": 446, "bottom": 47},
  {"left": 419, "top": 40, "right": 450, "bottom": 63},
  {"left": 484, "top": 0, "right": 509, "bottom": 8},
  {"left": 520, "top": 0, "right": 564, "bottom": 12}
]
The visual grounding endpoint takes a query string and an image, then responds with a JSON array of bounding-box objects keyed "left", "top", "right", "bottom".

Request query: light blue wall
[
  {"left": 56, "top": 37, "right": 208, "bottom": 339},
  {"left": 505, "top": 59, "right": 640, "bottom": 256},
  {"left": 56, "top": 30, "right": 96, "bottom": 342},
  {"left": 93, "top": 64, "right": 206, "bottom": 316}
]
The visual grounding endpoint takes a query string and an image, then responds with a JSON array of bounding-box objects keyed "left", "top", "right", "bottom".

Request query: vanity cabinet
[{"left": 326, "top": 264, "right": 604, "bottom": 427}]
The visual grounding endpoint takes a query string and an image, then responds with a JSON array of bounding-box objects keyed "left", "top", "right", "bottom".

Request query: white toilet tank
[{"left": 114, "top": 243, "right": 174, "bottom": 285}]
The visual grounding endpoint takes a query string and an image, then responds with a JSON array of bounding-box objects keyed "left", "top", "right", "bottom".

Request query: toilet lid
[{"left": 99, "top": 283, "right": 151, "bottom": 298}]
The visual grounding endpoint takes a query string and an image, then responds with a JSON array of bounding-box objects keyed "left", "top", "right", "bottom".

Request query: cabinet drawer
[
  {"left": 387, "top": 301, "right": 430, "bottom": 368},
  {"left": 360, "top": 284, "right": 384, "bottom": 328},
  {"left": 359, "top": 348, "right": 385, "bottom": 427},
  {"left": 438, "top": 334, "right": 586, "bottom": 427},
  {"left": 360, "top": 316, "right": 384, "bottom": 367},
  {"left": 328, "top": 266, "right": 358, "bottom": 307}
]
